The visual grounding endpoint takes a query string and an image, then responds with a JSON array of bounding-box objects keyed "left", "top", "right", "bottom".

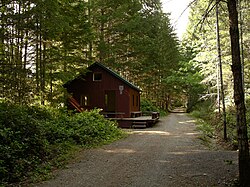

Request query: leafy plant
[
  {"left": 140, "top": 98, "right": 167, "bottom": 116},
  {"left": 0, "top": 102, "right": 124, "bottom": 186}
]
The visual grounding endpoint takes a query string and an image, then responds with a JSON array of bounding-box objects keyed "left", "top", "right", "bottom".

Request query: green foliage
[
  {"left": 140, "top": 98, "right": 167, "bottom": 116},
  {"left": 196, "top": 119, "right": 215, "bottom": 147},
  {"left": 190, "top": 102, "right": 220, "bottom": 149},
  {"left": 141, "top": 98, "right": 159, "bottom": 112},
  {"left": 224, "top": 107, "right": 237, "bottom": 147},
  {"left": 213, "top": 103, "right": 250, "bottom": 149},
  {"left": 0, "top": 0, "right": 182, "bottom": 108},
  {"left": 184, "top": 0, "right": 250, "bottom": 109},
  {"left": 180, "top": 37, "right": 207, "bottom": 112},
  {"left": 190, "top": 98, "right": 250, "bottom": 149},
  {"left": 190, "top": 100, "right": 218, "bottom": 147},
  {"left": 0, "top": 102, "right": 124, "bottom": 186},
  {"left": 189, "top": 100, "right": 215, "bottom": 121},
  {"left": 244, "top": 97, "right": 250, "bottom": 142}
]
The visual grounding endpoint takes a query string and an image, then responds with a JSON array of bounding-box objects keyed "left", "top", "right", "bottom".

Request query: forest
[
  {"left": 0, "top": 0, "right": 186, "bottom": 107},
  {"left": 0, "top": 0, "right": 250, "bottom": 186}
]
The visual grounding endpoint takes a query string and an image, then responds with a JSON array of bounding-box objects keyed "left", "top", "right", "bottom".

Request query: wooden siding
[{"left": 65, "top": 64, "right": 140, "bottom": 118}]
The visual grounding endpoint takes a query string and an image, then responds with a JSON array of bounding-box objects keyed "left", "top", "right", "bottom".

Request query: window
[
  {"left": 132, "top": 95, "right": 135, "bottom": 106},
  {"left": 136, "top": 95, "right": 139, "bottom": 107},
  {"left": 93, "top": 72, "right": 102, "bottom": 81},
  {"left": 80, "top": 95, "right": 89, "bottom": 106}
]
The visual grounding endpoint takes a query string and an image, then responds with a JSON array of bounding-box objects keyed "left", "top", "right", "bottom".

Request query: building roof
[
  {"left": 64, "top": 62, "right": 141, "bottom": 92},
  {"left": 89, "top": 62, "right": 141, "bottom": 91}
]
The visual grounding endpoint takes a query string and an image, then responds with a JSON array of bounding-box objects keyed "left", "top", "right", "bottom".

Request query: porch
[{"left": 108, "top": 112, "right": 160, "bottom": 128}]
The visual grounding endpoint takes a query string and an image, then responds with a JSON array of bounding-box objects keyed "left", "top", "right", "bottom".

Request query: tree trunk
[
  {"left": 88, "top": 0, "right": 93, "bottom": 63},
  {"left": 239, "top": 0, "right": 245, "bottom": 95},
  {"left": 227, "top": 0, "right": 250, "bottom": 186},
  {"left": 216, "top": 0, "right": 227, "bottom": 140},
  {"left": 99, "top": 9, "right": 105, "bottom": 63}
]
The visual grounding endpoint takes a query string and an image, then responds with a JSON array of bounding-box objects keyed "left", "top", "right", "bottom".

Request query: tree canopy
[
  {"left": 183, "top": 0, "right": 250, "bottom": 185},
  {"left": 183, "top": 0, "right": 250, "bottom": 106},
  {"left": 0, "top": 0, "right": 190, "bottom": 108}
]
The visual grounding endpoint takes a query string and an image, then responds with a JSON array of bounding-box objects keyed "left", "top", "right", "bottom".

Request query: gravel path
[{"left": 36, "top": 112, "right": 238, "bottom": 187}]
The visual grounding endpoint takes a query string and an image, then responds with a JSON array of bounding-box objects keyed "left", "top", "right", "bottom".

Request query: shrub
[
  {"left": 0, "top": 102, "right": 124, "bottom": 186},
  {"left": 140, "top": 98, "right": 167, "bottom": 116},
  {"left": 0, "top": 103, "right": 48, "bottom": 184},
  {"left": 190, "top": 99, "right": 249, "bottom": 149},
  {"left": 196, "top": 119, "right": 215, "bottom": 147}
]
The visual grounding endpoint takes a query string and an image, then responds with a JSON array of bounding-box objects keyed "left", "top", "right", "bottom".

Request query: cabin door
[{"left": 105, "top": 90, "right": 116, "bottom": 112}]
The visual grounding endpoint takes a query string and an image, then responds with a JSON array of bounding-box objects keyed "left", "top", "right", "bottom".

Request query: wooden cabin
[{"left": 64, "top": 62, "right": 141, "bottom": 118}]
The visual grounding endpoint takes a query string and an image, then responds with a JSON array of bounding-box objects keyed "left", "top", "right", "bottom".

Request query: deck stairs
[
  {"left": 68, "top": 96, "right": 83, "bottom": 112},
  {"left": 132, "top": 121, "right": 147, "bottom": 128}
]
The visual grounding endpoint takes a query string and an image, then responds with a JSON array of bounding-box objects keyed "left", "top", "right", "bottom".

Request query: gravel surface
[{"left": 35, "top": 112, "right": 238, "bottom": 187}]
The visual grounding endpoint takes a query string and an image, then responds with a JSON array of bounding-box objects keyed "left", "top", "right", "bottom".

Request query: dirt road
[{"left": 36, "top": 112, "right": 238, "bottom": 187}]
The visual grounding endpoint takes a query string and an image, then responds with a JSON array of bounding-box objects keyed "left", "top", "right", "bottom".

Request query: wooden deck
[{"left": 109, "top": 114, "right": 159, "bottom": 128}]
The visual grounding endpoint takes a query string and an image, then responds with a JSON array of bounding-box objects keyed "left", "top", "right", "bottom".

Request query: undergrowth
[
  {"left": 190, "top": 99, "right": 250, "bottom": 150},
  {"left": 140, "top": 98, "right": 168, "bottom": 116},
  {"left": 0, "top": 102, "right": 124, "bottom": 186},
  {"left": 190, "top": 101, "right": 216, "bottom": 147}
]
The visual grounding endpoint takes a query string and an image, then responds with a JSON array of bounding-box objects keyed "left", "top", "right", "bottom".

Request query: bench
[
  {"left": 151, "top": 112, "right": 160, "bottom": 119},
  {"left": 131, "top": 111, "right": 142, "bottom": 118}
]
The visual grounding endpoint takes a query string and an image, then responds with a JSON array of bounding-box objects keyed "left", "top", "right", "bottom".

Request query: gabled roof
[
  {"left": 64, "top": 62, "right": 141, "bottom": 92},
  {"left": 89, "top": 62, "right": 141, "bottom": 91}
]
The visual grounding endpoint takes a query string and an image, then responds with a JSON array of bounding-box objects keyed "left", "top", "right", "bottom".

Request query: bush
[
  {"left": 0, "top": 103, "right": 49, "bottom": 184},
  {"left": 196, "top": 119, "right": 215, "bottom": 147},
  {"left": 0, "top": 102, "right": 124, "bottom": 186},
  {"left": 246, "top": 98, "right": 250, "bottom": 136},
  {"left": 190, "top": 99, "right": 249, "bottom": 149},
  {"left": 140, "top": 98, "right": 167, "bottom": 116},
  {"left": 189, "top": 100, "right": 214, "bottom": 120}
]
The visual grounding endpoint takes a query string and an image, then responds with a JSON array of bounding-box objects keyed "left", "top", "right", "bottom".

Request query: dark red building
[{"left": 64, "top": 62, "right": 141, "bottom": 118}]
